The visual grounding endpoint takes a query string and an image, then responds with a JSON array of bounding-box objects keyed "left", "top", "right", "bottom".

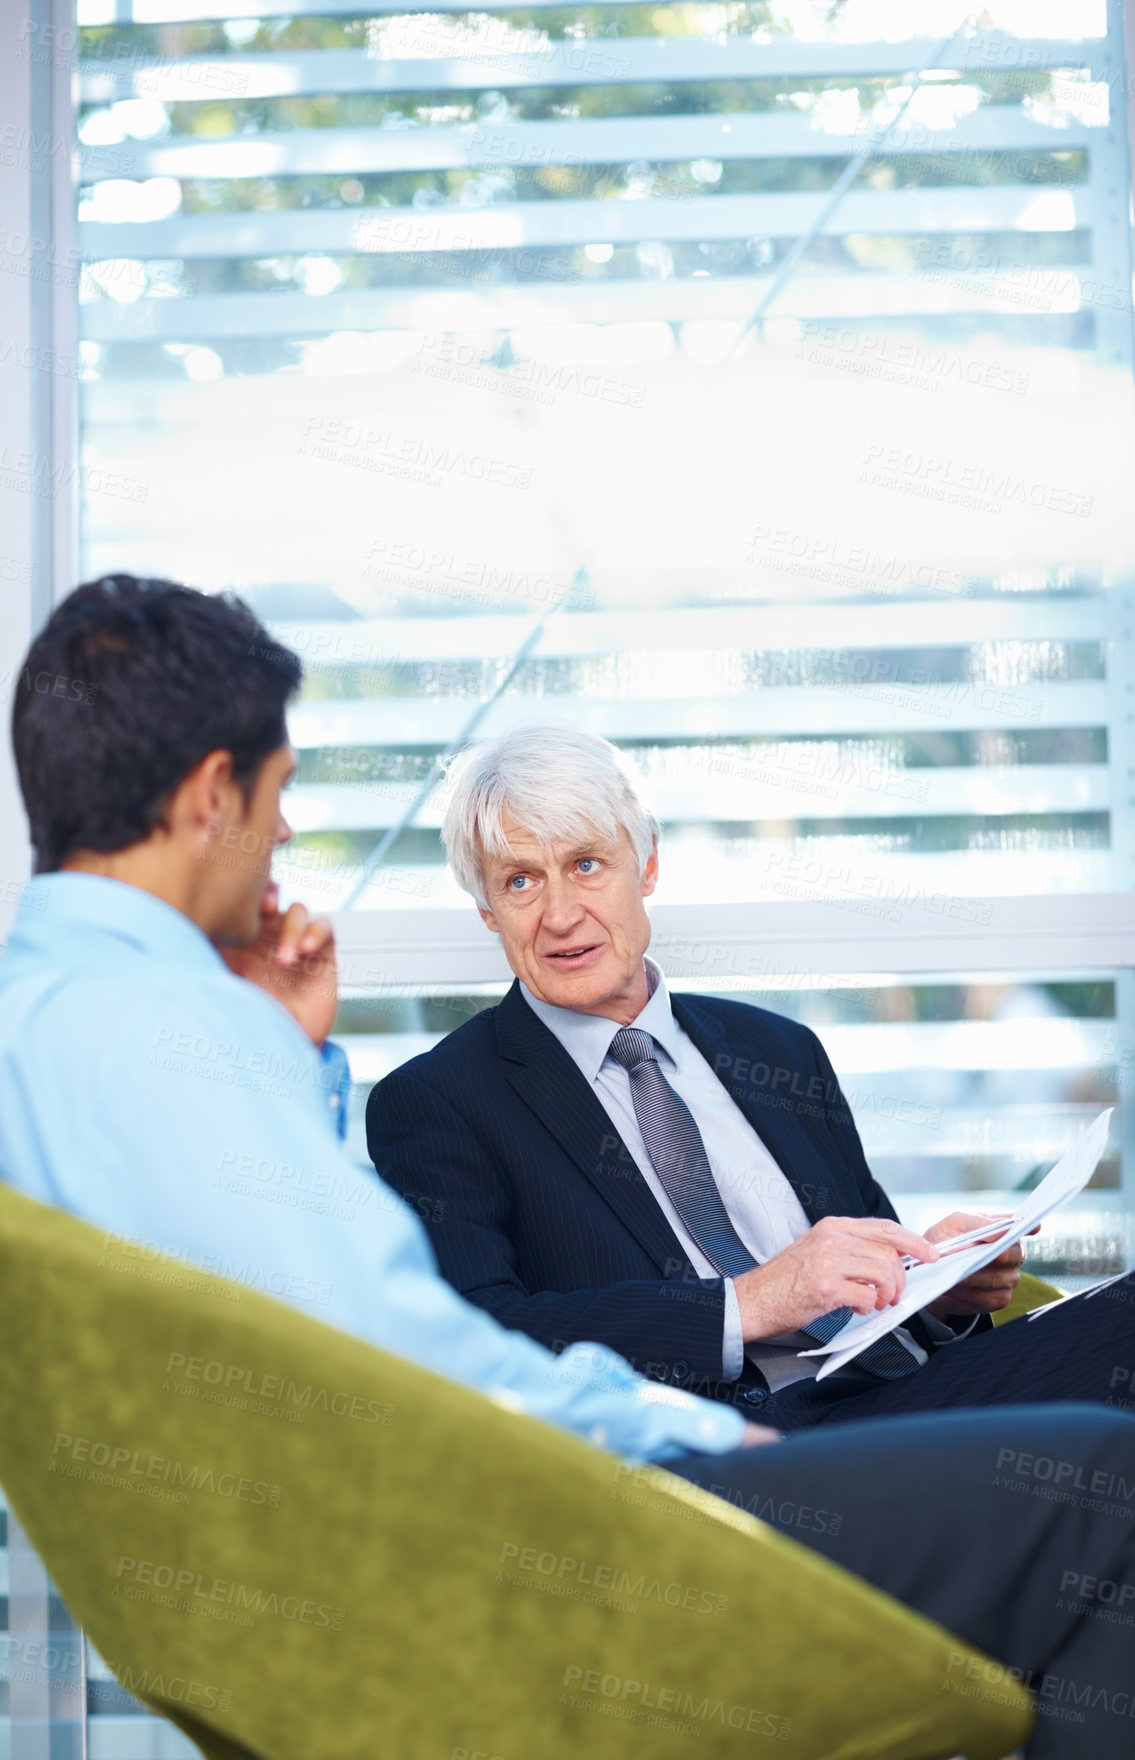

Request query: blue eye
[
  {"left": 507, "top": 874, "right": 529, "bottom": 890},
  {"left": 577, "top": 858, "right": 600, "bottom": 874}
]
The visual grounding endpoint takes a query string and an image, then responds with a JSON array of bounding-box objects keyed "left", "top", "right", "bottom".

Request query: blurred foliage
[
  {"left": 334, "top": 990, "right": 501, "bottom": 1032},
  {"left": 289, "top": 802, "right": 1110, "bottom": 859},
  {"left": 861, "top": 148, "right": 1087, "bottom": 190},
  {"left": 78, "top": 71, "right": 1065, "bottom": 143},
  {"left": 287, "top": 827, "right": 442, "bottom": 868},
  {"left": 295, "top": 728, "right": 1107, "bottom": 789},
  {"left": 169, "top": 149, "right": 1085, "bottom": 218},
  {"left": 288, "top": 640, "right": 1109, "bottom": 706},
  {"left": 296, "top": 743, "right": 440, "bottom": 781},
  {"left": 81, "top": 6, "right": 778, "bottom": 57},
  {"left": 511, "top": 640, "right": 1108, "bottom": 696},
  {"left": 330, "top": 978, "right": 1116, "bottom": 1033},
  {"left": 81, "top": 226, "right": 1091, "bottom": 306},
  {"left": 738, "top": 980, "right": 1116, "bottom": 1024},
  {"left": 628, "top": 727, "right": 1109, "bottom": 771},
  {"left": 672, "top": 811, "right": 1112, "bottom": 853}
]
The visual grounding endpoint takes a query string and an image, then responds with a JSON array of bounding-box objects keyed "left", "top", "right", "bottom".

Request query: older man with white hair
[{"left": 368, "top": 725, "right": 1132, "bottom": 1434}]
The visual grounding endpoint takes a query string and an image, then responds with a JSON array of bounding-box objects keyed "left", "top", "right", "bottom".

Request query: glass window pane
[{"left": 77, "top": 4, "right": 1135, "bottom": 912}]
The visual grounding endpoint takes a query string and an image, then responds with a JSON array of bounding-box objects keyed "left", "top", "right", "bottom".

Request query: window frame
[{"left": 0, "top": 0, "right": 78, "bottom": 942}]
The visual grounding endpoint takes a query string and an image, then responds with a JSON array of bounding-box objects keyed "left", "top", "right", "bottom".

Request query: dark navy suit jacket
[{"left": 366, "top": 981, "right": 962, "bottom": 1406}]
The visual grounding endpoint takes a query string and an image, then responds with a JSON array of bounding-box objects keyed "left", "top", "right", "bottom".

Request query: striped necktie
[{"left": 607, "top": 1026, "right": 919, "bottom": 1380}]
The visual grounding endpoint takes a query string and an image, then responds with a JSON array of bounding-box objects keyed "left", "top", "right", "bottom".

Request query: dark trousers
[
  {"left": 756, "top": 1273, "right": 1135, "bottom": 1433},
  {"left": 674, "top": 1403, "right": 1135, "bottom": 1759}
]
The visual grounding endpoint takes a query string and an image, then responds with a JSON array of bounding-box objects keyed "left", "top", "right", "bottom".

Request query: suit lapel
[
  {"left": 670, "top": 994, "right": 860, "bottom": 1226},
  {"left": 494, "top": 983, "right": 696, "bottom": 1275}
]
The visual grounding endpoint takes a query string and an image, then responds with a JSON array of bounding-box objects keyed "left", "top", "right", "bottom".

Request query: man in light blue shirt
[
  {"left": 0, "top": 868, "right": 746, "bottom": 1464},
  {"left": 3, "top": 574, "right": 1135, "bottom": 1760},
  {"left": 0, "top": 577, "right": 743, "bottom": 1467}
]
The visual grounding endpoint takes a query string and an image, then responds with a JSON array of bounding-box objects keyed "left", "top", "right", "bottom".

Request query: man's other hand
[
  {"left": 733, "top": 1216, "right": 938, "bottom": 1344},
  {"left": 924, "top": 1212, "right": 1029, "bottom": 1319},
  {"left": 220, "top": 882, "right": 338, "bottom": 1047},
  {"left": 740, "top": 1424, "right": 783, "bottom": 1447}
]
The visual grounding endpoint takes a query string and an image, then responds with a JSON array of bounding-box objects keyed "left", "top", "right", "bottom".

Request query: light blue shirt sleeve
[
  {"left": 319, "top": 1039, "right": 351, "bottom": 1142},
  {"left": 1, "top": 952, "right": 745, "bottom": 1465}
]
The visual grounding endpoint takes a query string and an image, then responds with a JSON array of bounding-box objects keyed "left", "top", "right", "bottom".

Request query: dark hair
[{"left": 12, "top": 574, "right": 303, "bottom": 873}]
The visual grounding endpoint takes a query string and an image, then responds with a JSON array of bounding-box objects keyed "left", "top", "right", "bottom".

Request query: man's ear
[
  {"left": 640, "top": 837, "right": 660, "bottom": 899},
  {"left": 170, "top": 749, "right": 237, "bottom": 839},
  {"left": 478, "top": 904, "right": 501, "bottom": 935}
]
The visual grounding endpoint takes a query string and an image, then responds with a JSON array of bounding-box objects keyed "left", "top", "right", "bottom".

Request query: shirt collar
[
  {"left": 519, "top": 956, "right": 680, "bottom": 1084},
  {"left": 7, "top": 871, "right": 230, "bottom": 976}
]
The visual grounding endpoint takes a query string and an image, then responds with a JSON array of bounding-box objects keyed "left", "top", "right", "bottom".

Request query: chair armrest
[
  {"left": 0, "top": 1184, "right": 1034, "bottom": 1760},
  {"left": 993, "top": 1270, "right": 1065, "bottom": 1326}
]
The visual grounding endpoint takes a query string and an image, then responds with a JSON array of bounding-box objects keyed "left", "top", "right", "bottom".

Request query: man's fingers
[
  {"left": 974, "top": 1224, "right": 1014, "bottom": 1246},
  {"left": 740, "top": 1423, "right": 783, "bottom": 1448},
  {"left": 961, "top": 1266, "right": 1021, "bottom": 1291},
  {"left": 931, "top": 1210, "right": 990, "bottom": 1234},
  {"left": 298, "top": 915, "right": 334, "bottom": 957},
  {"left": 842, "top": 1218, "right": 938, "bottom": 1264},
  {"left": 838, "top": 1281, "right": 887, "bottom": 1315},
  {"left": 273, "top": 902, "right": 311, "bottom": 966},
  {"left": 835, "top": 1243, "right": 907, "bottom": 1308},
  {"left": 926, "top": 1210, "right": 1009, "bottom": 1247},
  {"left": 948, "top": 1275, "right": 1021, "bottom": 1310},
  {"left": 270, "top": 903, "right": 335, "bottom": 967}
]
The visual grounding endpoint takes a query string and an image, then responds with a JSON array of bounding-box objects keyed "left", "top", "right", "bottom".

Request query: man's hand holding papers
[
  {"left": 800, "top": 1109, "right": 1113, "bottom": 1380},
  {"left": 733, "top": 1216, "right": 940, "bottom": 1343},
  {"left": 922, "top": 1211, "right": 1029, "bottom": 1319}
]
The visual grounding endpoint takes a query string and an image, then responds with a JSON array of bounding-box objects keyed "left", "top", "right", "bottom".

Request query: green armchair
[
  {"left": 992, "top": 1270, "right": 1065, "bottom": 1326},
  {"left": 0, "top": 1183, "right": 1033, "bottom": 1760}
]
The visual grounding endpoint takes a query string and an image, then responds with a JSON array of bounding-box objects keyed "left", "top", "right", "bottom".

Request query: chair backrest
[{"left": 0, "top": 1182, "right": 1033, "bottom": 1760}]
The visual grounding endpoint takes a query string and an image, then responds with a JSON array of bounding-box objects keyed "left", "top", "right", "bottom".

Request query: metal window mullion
[
  {"left": 27, "top": 0, "right": 79, "bottom": 616},
  {"left": 1087, "top": 0, "right": 1135, "bottom": 372},
  {"left": 0, "top": 0, "right": 77, "bottom": 936}
]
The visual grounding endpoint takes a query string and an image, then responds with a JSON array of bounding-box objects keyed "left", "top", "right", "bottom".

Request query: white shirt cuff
[
  {"left": 722, "top": 1279, "right": 745, "bottom": 1381},
  {"left": 919, "top": 1308, "right": 980, "bottom": 1344}
]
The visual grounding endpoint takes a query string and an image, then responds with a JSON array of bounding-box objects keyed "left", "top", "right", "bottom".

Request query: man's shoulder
[
  {"left": 375, "top": 998, "right": 506, "bottom": 1094},
  {"left": 671, "top": 990, "right": 818, "bottom": 1058},
  {"left": 0, "top": 958, "right": 162, "bottom": 1062},
  {"left": 0, "top": 948, "right": 316, "bottom": 1077}
]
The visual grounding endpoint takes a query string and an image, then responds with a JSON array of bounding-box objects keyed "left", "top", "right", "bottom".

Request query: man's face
[
  {"left": 478, "top": 811, "right": 658, "bottom": 1022},
  {"left": 211, "top": 743, "right": 295, "bottom": 943}
]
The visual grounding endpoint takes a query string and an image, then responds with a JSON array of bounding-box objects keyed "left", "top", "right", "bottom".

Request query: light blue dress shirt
[
  {"left": 523, "top": 960, "right": 957, "bottom": 1389},
  {"left": 0, "top": 874, "right": 745, "bottom": 1464}
]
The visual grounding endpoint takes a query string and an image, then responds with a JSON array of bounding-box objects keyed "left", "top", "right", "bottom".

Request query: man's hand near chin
[{"left": 220, "top": 882, "right": 339, "bottom": 1047}]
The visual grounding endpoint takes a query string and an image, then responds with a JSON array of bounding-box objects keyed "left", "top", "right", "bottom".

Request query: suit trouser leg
[
  {"left": 671, "top": 1403, "right": 1135, "bottom": 1760},
  {"left": 756, "top": 1272, "right": 1135, "bottom": 1434}
]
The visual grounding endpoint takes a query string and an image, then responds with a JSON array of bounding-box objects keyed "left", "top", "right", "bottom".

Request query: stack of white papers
[{"left": 799, "top": 1108, "right": 1114, "bottom": 1381}]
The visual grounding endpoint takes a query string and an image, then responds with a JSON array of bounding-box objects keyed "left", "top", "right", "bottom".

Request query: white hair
[{"left": 440, "top": 725, "right": 660, "bottom": 907}]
